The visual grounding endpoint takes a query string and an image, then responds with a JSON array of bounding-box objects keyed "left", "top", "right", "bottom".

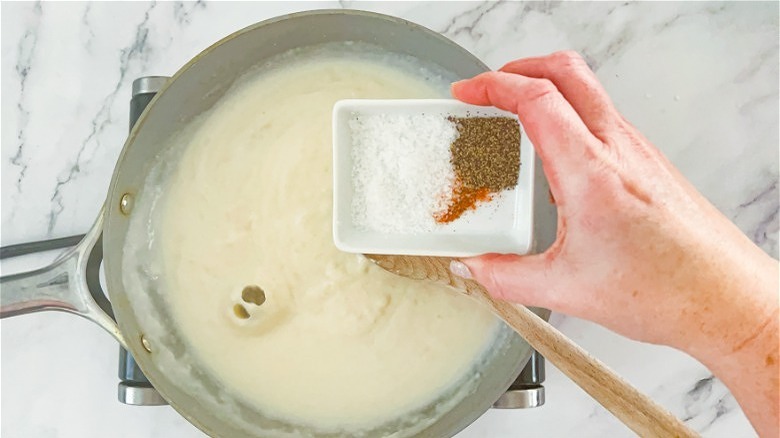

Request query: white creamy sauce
[{"left": 157, "top": 52, "right": 498, "bottom": 431}]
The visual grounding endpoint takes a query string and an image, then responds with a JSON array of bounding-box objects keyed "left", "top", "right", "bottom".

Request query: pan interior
[{"left": 121, "top": 41, "right": 516, "bottom": 437}]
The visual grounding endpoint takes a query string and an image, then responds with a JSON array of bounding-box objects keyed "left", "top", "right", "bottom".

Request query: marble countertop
[{"left": 1, "top": 2, "right": 777, "bottom": 437}]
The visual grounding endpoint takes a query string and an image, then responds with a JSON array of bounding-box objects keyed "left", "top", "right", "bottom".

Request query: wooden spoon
[{"left": 365, "top": 254, "right": 698, "bottom": 438}]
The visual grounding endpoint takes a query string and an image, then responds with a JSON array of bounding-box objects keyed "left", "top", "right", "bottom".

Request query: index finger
[
  {"left": 451, "top": 71, "right": 601, "bottom": 183},
  {"left": 500, "top": 51, "right": 621, "bottom": 141}
]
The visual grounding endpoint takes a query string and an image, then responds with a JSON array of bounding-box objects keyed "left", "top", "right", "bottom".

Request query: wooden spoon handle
[
  {"left": 483, "top": 294, "right": 698, "bottom": 437},
  {"left": 364, "top": 254, "right": 698, "bottom": 436}
]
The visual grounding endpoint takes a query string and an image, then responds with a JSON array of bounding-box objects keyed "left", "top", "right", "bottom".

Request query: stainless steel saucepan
[{"left": 1, "top": 10, "right": 555, "bottom": 437}]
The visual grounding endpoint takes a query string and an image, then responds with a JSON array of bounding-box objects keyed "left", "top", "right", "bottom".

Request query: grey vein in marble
[
  {"left": 80, "top": 2, "right": 96, "bottom": 54},
  {"left": 576, "top": 3, "right": 645, "bottom": 72},
  {"left": 682, "top": 376, "right": 739, "bottom": 433},
  {"left": 173, "top": 0, "right": 206, "bottom": 26},
  {"left": 440, "top": 0, "right": 505, "bottom": 41},
  {"left": 735, "top": 45, "right": 777, "bottom": 84},
  {"left": 47, "top": 2, "right": 157, "bottom": 233},
  {"left": 9, "top": 1, "right": 42, "bottom": 195},
  {"left": 738, "top": 180, "right": 779, "bottom": 256}
]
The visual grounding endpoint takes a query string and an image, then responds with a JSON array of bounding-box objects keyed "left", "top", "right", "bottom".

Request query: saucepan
[{"left": 1, "top": 10, "right": 556, "bottom": 437}]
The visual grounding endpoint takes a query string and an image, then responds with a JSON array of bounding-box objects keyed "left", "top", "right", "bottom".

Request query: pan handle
[{"left": 0, "top": 208, "right": 126, "bottom": 348}]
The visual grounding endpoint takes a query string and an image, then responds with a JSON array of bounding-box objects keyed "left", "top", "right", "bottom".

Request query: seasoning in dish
[
  {"left": 436, "top": 116, "right": 521, "bottom": 223},
  {"left": 350, "top": 113, "right": 521, "bottom": 231},
  {"left": 350, "top": 113, "right": 457, "bottom": 233}
]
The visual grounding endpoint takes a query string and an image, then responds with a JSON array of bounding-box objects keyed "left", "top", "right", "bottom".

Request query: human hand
[{"left": 450, "top": 51, "right": 778, "bottom": 436}]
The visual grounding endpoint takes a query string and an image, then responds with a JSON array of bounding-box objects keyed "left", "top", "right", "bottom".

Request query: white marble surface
[{"left": 1, "top": 1, "right": 777, "bottom": 437}]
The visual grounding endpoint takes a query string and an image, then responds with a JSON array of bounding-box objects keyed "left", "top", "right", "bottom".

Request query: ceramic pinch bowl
[{"left": 332, "top": 99, "right": 535, "bottom": 257}]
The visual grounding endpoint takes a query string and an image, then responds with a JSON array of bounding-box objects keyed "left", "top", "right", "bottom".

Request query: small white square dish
[{"left": 332, "top": 99, "right": 535, "bottom": 257}]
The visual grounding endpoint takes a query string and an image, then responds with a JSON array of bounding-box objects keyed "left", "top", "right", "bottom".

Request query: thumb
[{"left": 452, "top": 253, "right": 555, "bottom": 308}]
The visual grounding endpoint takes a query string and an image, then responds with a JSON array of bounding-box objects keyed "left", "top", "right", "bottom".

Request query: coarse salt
[{"left": 350, "top": 113, "right": 456, "bottom": 234}]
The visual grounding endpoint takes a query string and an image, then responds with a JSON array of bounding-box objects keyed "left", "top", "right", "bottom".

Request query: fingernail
[{"left": 450, "top": 260, "right": 472, "bottom": 279}]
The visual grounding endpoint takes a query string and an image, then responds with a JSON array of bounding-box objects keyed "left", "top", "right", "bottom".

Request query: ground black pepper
[
  {"left": 449, "top": 116, "right": 521, "bottom": 191},
  {"left": 436, "top": 116, "right": 521, "bottom": 223}
]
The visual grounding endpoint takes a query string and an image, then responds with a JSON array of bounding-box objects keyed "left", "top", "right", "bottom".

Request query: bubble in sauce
[
  {"left": 233, "top": 303, "right": 250, "bottom": 320},
  {"left": 241, "top": 285, "right": 266, "bottom": 306}
]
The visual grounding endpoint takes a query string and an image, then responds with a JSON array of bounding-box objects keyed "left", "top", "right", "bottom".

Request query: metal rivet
[
  {"left": 120, "top": 193, "right": 134, "bottom": 215},
  {"left": 140, "top": 334, "right": 152, "bottom": 353}
]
